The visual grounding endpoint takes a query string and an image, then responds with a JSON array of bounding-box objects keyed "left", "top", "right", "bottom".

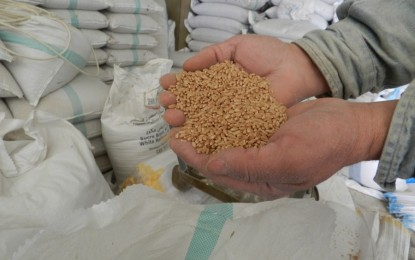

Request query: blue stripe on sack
[
  {"left": 62, "top": 85, "right": 85, "bottom": 124},
  {"left": 69, "top": 10, "right": 80, "bottom": 28},
  {"left": 185, "top": 204, "right": 233, "bottom": 260},
  {"left": 135, "top": 14, "right": 141, "bottom": 33},
  {"left": 132, "top": 34, "right": 139, "bottom": 48},
  {"left": 68, "top": 0, "right": 78, "bottom": 9},
  {"left": 135, "top": 0, "right": 141, "bottom": 14},
  {"left": 0, "top": 31, "right": 87, "bottom": 69}
]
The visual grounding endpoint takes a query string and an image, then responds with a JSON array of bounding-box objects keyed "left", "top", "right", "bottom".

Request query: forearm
[{"left": 294, "top": 0, "right": 415, "bottom": 99}]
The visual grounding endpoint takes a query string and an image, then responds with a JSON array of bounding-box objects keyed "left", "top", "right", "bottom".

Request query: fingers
[
  {"left": 160, "top": 73, "right": 176, "bottom": 90},
  {"left": 158, "top": 91, "right": 176, "bottom": 107},
  {"left": 168, "top": 130, "right": 211, "bottom": 171},
  {"left": 163, "top": 109, "right": 185, "bottom": 126}
]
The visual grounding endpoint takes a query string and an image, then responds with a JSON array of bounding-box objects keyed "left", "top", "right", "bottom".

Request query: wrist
[
  {"left": 289, "top": 43, "right": 330, "bottom": 99},
  {"left": 354, "top": 100, "right": 398, "bottom": 161}
]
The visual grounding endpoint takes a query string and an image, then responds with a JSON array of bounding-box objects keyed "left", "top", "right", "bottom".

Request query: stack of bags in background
[
  {"left": 41, "top": 0, "right": 112, "bottom": 81},
  {"left": 169, "top": 0, "right": 343, "bottom": 71},
  {"left": 97, "top": 0, "right": 172, "bottom": 190},
  {"left": 185, "top": 0, "right": 268, "bottom": 52},
  {"left": 1, "top": 1, "right": 115, "bottom": 186},
  {"left": 168, "top": 0, "right": 269, "bottom": 71},
  {"left": 252, "top": 0, "right": 342, "bottom": 41},
  {"left": 4, "top": 0, "right": 173, "bottom": 190},
  {"left": 102, "top": 0, "right": 170, "bottom": 75}
]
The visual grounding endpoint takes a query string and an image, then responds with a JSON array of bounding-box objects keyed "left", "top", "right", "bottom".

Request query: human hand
[
  {"left": 166, "top": 98, "right": 397, "bottom": 199},
  {"left": 160, "top": 34, "right": 330, "bottom": 110}
]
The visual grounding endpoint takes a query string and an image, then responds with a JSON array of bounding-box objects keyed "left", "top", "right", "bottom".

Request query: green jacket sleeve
[{"left": 293, "top": 0, "right": 415, "bottom": 190}]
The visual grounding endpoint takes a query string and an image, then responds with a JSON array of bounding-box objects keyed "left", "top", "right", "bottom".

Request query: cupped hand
[
  {"left": 159, "top": 34, "right": 330, "bottom": 112},
  {"left": 167, "top": 98, "right": 396, "bottom": 200}
]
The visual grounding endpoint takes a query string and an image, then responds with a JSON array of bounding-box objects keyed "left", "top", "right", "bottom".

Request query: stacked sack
[
  {"left": 38, "top": 0, "right": 115, "bottom": 183},
  {"left": 1, "top": 2, "right": 114, "bottom": 182},
  {"left": 102, "top": 0, "right": 169, "bottom": 74},
  {"left": 252, "top": 0, "right": 343, "bottom": 41},
  {"left": 185, "top": 0, "right": 268, "bottom": 52},
  {"left": 40, "top": 0, "right": 113, "bottom": 82}
]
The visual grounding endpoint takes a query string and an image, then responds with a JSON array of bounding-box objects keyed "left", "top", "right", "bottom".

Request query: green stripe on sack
[
  {"left": 135, "top": 14, "right": 141, "bottom": 33},
  {"left": 132, "top": 49, "right": 138, "bottom": 65},
  {"left": 134, "top": 0, "right": 141, "bottom": 14},
  {"left": 0, "top": 31, "right": 87, "bottom": 69},
  {"left": 185, "top": 204, "right": 233, "bottom": 260},
  {"left": 69, "top": 10, "right": 80, "bottom": 28},
  {"left": 132, "top": 34, "right": 139, "bottom": 48},
  {"left": 68, "top": 0, "right": 78, "bottom": 9},
  {"left": 63, "top": 85, "right": 85, "bottom": 124}
]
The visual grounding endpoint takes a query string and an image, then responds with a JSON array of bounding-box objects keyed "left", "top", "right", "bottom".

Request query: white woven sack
[
  {"left": 73, "top": 118, "right": 102, "bottom": 139},
  {"left": 89, "top": 136, "right": 106, "bottom": 157},
  {"left": 271, "top": 0, "right": 282, "bottom": 5},
  {"left": 106, "top": 13, "right": 160, "bottom": 34},
  {"left": 80, "top": 29, "right": 110, "bottom": 49},
  {"left": 106, "top": 0, "right": 163, "bottom": 14},
  {"left": 0, "top": 111, "right": 114, "bottom": 259},
  {"left": 185, "top": 13, "right": 248, "bottom": 34},
  {"left": 278, "top": 0, "right": 334, "bottom": 22},
  {"left": 252, "top": 18, "right": 320, "bottom": 41},
  {"left": 48, "top": 9, "right": 109, "bottom": 29},
  {"left": 101, "top": 59, "right": 173, "bottom": 182},
  {"left": 82, "top": 65, "right": 113, "bottom": 82},
  {"left": 0, "top": 100, "right": 13, "bottom": 119},
  {"left": 14, "top": 0, "right": 43, "bottom": 5},
  {"left": 191, "top": 0, "right": 255, "bottom": 24},
  {"left": 5, "top": 74, "right": 110, "bottom": 124},
  {"left": 0, "top": 63, "right": 23, "bottom": 98},
  {"left": 265, "top": 6, "right": 328, "bottom": 29},
  {"left": 95, "top": 154, "right": 112, "bottom": 173},
  {"left": 14, "top": 185, "right": 411, "bottom": 260},
  {"left": 147, "top": 0, "right": 169, "bottom": 59},
  {"left": 168, "top": 50, "right": 197, "bottom": 68},
  {"left": 186, "top": 37, "right": 212, "bottom": 52},
  {"left": 0, "top": 40, "right": 13, "bottom": 62},
  {"left": 105, "top": 49, "right": 158, "bottom": 67},
  {"left": 201, "top": 0, "right": 269, "bottom": 10},
  {"left": 105, "top": 32, "right": 158, "bottom": 50},
  {"left": 41, "top": 0, "right": 109, "bottom": 10},
  {"left": 190, "top": 27, "right": 236, "bottom": 44},
  {"left": 0, "top": 15, "right": 91, "bottom": 106},
  {"left": 88, "top": 48, "right": 108, "bottom": 65}
]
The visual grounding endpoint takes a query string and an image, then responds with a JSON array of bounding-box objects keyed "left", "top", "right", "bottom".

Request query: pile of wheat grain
[{"left": 168, "top": 60, "right": 287, "bottom": 154}]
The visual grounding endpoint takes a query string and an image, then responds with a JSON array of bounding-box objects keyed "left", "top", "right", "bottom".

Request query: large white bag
[
  {"left": 0, "top": 15, "right": 91, "bottom": 106},
  {"left": 101, "top": 59, "right": 172, "bottom": 182},
  {"left": 11, "top": 184, "right": 411, "bottom": 260},
  {"left": 0, "top": 111, "right": 114, "bottom": 259}
]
